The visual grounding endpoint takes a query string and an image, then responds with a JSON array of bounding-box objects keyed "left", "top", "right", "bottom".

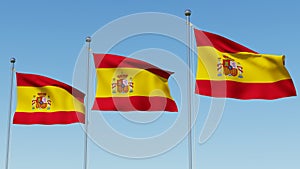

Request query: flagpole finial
[
  {"left": 185, "top": 9, "right": 191, "bottom": 16},
  {"left": 10, "top": 57, "right": 16, "bottom": 63},
  {"left": 86, "top": 36, "right": 91, "bottom": 43}
]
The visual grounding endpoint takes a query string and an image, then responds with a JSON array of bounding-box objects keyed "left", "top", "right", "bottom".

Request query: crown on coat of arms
[{"left": 117, "top": 73, "right": 128, "bottom": 79}]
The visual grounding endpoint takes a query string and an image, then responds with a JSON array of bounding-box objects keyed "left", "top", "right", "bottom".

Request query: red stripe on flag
[
  {"left": 93, "top": 53, "right": 173, "bottom": 79},
  {"left": 194, "top": 29, "right": 258, "bottom": 54},
  {"left": 92, "top": 96, "right": 178, "bottom": 112},
  {"left": 195, "top": 79, "right": 296, "bottom": 100},
  {"left": 16, "top": 72, "right": 85, "bottom": 103},
  {"left": 13, "top": 111, "right": 85, "bottom": 125}
]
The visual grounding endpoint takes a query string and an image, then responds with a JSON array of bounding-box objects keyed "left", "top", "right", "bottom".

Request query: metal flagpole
[
  {"left": 5, "top": 57, "right": 16, "bottom": 169},
  {"left": 83, "top": 36, "right": 91, "bottom": 169},
  {"left": 185, "top": 9, "right": 193, "bottom": 169},
  {"left": 190, "top": 21, "right": 197, "bottom": 169}
]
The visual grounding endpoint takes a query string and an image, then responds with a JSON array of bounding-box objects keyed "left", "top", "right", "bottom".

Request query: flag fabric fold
[
  {"left": 92, "top": 53, "right": 178, "bottom": 112},
  {"left": 13, "top": 72, "right": 85, "bottom": 125},
  {"left": 194, "top": 28, "right": 296, "bottom": 99}
]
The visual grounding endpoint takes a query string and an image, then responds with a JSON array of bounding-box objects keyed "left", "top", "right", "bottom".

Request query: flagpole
[
  {"left": 185, "top": 9, "right": 193, "bottom": 169},
  {"left": 5, "top": 57, "right": 16, "bottom": 169},
  {"left": 83, "top": 36, "right": 91, "bottom": 169}
]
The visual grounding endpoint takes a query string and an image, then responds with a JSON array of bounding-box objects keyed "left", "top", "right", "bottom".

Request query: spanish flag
[
  {"left": 194, "top": 28, "right": 296, "bottom": 99},
  {"left": 13, "top": 73, "right": 85, "bottom": 125},
  {"left": 92, "top": 54, "right": 178, "bottom": 112}
]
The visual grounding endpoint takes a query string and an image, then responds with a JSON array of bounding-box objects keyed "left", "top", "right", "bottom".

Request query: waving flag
[
  {"left": 194, "top": 28, "right": 296, "bottom": 99},
  {"left": 13, "top": 72, "right": 85, "bottom": 125},
  {"left": 92, "top": 53, "right": 178, "bottom": 112}
]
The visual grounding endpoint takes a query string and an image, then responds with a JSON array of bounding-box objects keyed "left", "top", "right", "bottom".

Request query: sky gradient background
[{"left": 1, "top": 0, "right": 299, "bottom": 169}]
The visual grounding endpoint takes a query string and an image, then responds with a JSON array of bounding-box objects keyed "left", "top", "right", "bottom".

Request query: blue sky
[{"left": 1, "top": 0, "right": 299, "bottom": 169}]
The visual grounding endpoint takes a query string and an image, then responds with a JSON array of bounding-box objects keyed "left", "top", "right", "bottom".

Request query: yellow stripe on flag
[
  {"left": 95, "top": 68, "right": 173, "bottom": 99},
  {"left": 196, "top": 46, "right": 291, "bottom": 82},
  {"left": 16, "top": 86, "right": 85, "bottom": 113}
]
